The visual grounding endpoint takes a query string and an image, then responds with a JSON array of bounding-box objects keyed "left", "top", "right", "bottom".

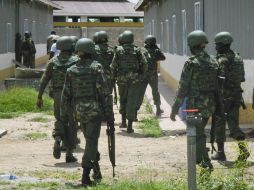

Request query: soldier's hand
[
  {"left": 37, "top": 98, "right": 43, "bottom": 109},
  {"left": 170, "top": 112, "right": 176, "bottom": 121}
]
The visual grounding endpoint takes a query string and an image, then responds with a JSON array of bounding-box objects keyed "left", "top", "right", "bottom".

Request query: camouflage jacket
[
  {"left": 94, "top": 43, "right": 114, "bottom": 79},
  {"left": 61, "top": 59, "right": 114, "bottom": 122},
  {"left": 141, "top": 45, "right": 165, "bottom": 81},
  {"left": 172, "top": 51, "right": 220, "bottom": 118},
  {"left": 21, "top": 38, "right": 36, "bottom": 55},
  {"left": 216, "top": 50, "right": 245, "bottom": 100},
  {"left": 144, "top": 44, "right": 165, "bottom": 72},
  {"left": 110, "top": 44, "right": 147, "bottom": 84},
  {"left": 38, "top": 52, "right": 79, "bottom": 98},
  {"left": 47, "top": 35, "right": 55, "bottom": 54}
]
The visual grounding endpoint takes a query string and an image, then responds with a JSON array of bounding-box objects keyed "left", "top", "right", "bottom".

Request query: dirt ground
[{"left": 0, "top": 104, "right": 254, "bottom": 183}]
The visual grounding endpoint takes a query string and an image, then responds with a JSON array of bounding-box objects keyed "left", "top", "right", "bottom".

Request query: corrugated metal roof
[
  {"left": 53, "top": 1, "right": 144, "bottom": 17},
  {"left": 36, "top": 0, "right": 62, "bottom": 9},
  {"left": 134, "top": 0, "right": 150, "bottom": 11}
]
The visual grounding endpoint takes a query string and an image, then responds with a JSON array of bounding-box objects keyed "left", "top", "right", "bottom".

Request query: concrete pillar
[
  {"left": 119, "top": 16, "right": 125, "bottom": 22},
  {"left": 81, "top": 16, "right": 88, "bottom": 22},
  {"left": 65, "top": 16, "right": 69, "bottom": 22}
]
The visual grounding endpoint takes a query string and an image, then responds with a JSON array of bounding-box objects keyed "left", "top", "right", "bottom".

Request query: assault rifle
[
  {"left": 113, "top": 85, "right": 117, "bottom": 105},
  {"left": 106, "top": 121, "right": 116, "bottom": 177},
  {"left": 210, "top": 114, "right": 217, "bottom": 154},
  {"left": 240, "top": 95, "right": 247, "bottom": 110}
]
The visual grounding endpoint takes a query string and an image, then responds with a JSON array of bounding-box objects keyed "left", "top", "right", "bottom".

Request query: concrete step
[{"left": 0, "top": 128, "right": 7, "bottom": 138}]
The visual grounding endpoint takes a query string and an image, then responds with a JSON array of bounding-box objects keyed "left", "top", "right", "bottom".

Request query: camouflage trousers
[
  {"left": 118, "top": 82, "right": 139, "bottom": 120},
  {"left": 136, "top": 73, "right": 161, "bottom": 111},
  {"left": 194, "top": 117, "right": 211, "bottom": 164},
  {"left": 22, "top": 53, "right": 35, "bottom": 68},
  {"left": 53, "top": 92, "right": 77, "bottom": 150},
  {"left": 214, "top": 100, "right": 245, "bottom": 143},
  {"left": 80, "top": 114, "right": 102, "bottom": 169}
]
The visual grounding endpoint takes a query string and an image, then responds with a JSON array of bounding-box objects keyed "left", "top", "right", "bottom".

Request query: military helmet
[
  {"left": 97, "top": 31, "right": 108, "bottom": 43},
  {"left": 56, "top": 36, "right": 73, "bottom": 51},
  {"left": 70, "top": 36, "right": 78, "bottom": 44},
  {"left": 118, "top": 33, "right": 123, "bottom": 45},
  {"left": 145, "top": 35, "right": 156, "bottom": 45},
  {"left": 75, "top": 38, "right": 95, "bottom": 54},
  {"left": 24, "top": 31, "right": 31, "bottom": 38},
  {"left": 121, "top": 30, "right": 134, "bottom": 44},
  {"left": 214, "top": 31, "right": 233, "bottom": 45},
  {"left": 51, "top": 31, "right": 56, "bottom": 35},
  {"left": 187, "top": 30, "right": 208, "bottom": 47},
  {"left": 93, "top": 32, "right": 99, "bottom": 44}
]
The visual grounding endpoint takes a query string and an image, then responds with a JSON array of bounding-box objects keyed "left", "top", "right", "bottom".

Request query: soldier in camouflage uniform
[
  {"left": 111, "top": 30, "right": 147, "bottom": 133},
  {"left": 37, "top": 36, "right": 79, "bottom": 163},
  {"left": 70, "top": 35, "right": 79, "bottom": 54},
  {"left": 93, "top": 32, "right": 99, "bottom": 45},
  {"left": 211, "top": 32, "right": 249, "bottom": 162},
  {"left": 21, "top": 31, "right": 36, "bottom": 68},
  {"left": 47, "top": 31, "right": 56, "bottom": 54},
  {"left": 61, "top": 38, "right": 114, "bottom": 187},
  {"left": 170, "top": 30, "right": 221, "bottom": 170},
  {"left": 136, "top": 35, "right": 165, "bottom": 119},
  {"left": 94, "top": 31, "right": 115, "bottom": 93}
]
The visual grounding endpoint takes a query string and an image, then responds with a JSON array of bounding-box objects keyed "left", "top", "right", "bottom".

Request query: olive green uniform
[
  {"left": 21, "top": 38, "right": 36, "bottom": 68},
  {"left": 111, "top": 44, "right": 147, "bottom": 121},
  {"left": 94, "top": 43, "right": 114, "bottom": 93},
  {"left": 61, "top": 59, "right": 114, "bottom": 169},
  {"left": 38, "top": 53, "right": 79, "bottom": 150},
  {"left": 171, "top": 51, "right": 219, "bottom": 165},
  {"left": 136, "top": 45, "right": 165, "bottom": 111},
  {"left": 214, "top": 51, "right": 245, "bottom": 142}
]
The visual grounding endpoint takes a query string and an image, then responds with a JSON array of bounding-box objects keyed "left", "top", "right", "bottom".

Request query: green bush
[
  {"left": 0, "top": 88, "right": 53, "bottom": 118},
  {"left": 24, "top": 132, "right": 48, "bottom": 140},
  {"left": 138, "top": 117, "right": 163, "bottom": 137}
]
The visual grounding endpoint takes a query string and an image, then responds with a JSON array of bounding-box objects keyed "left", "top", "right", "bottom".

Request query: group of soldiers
[
  {"left": 15, "top": 31, "right": 36, "bottom": 68},
  {"left": 170, "top": 30, "right": 250, "bottom": 171},
  {"left": 36, "top": 30, "right": 165, "bottom": 187}
]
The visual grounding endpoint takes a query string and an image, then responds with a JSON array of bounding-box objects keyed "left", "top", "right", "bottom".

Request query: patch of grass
[
  {"left": 5, "top": 165, "right": 254, "bottom": 190},
  {"left": 138, "top": 117, "right": 163, "bottom": 137},
  {"left": 0, "top": 180, "right": 11, "bottom": 185},
  {"left": 0, "top": 112, "right": 21, "bottom": 119},
  {"left": 28, "top": 116, "right": 49, "bottom": 123},
  {"left": 144, "top": 99, "right": 153, "bottom": 114},
  {"left": 10, "top": 182, "right": 61, "bottom": 190},
  {"left": 197, "top": 168, "right": 252, "bottom": 190},
  {"left": 23, "top": 170, "right": 80, "bottom": 181},
  {"left": 0, "top": 88, "right": 53, "bottom": 118},
  {"left": 3, "top": 180, "right": 187, "bottom": 190},
  {"left": 24, "top": 132, "right": 48, "bottom": 140}
]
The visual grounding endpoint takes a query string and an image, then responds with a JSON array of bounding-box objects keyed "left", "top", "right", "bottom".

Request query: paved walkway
[{"left": 145, "top": 74, "right": 254, "bottom": 138}]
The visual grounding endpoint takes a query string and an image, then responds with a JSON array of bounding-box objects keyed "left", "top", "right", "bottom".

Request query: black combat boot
[
  {"left": 156, "top": 105, "right": 164, "bottom": 116},
  {"left": 53, "top": 136, "right": 61, "bottom": 159},
  {"left": 211, "top": 143, "right": 226, "bottom": 161},
  {"left": 82, "top": 167, "right": 93, "bottom": 187},
  {"left": 65, "top": 149, "right": 77, "bottom": 163},
  {"left": 127, "top": 120, "right": 134, "bottom": 133},
  {"left": 236, "top": 141, "right": 250, "bottom": 162},
  {"left": 92, "top": 162, "right": 102, "bottom": 182},
  {"left": 119, "top": 114, "right": 127, "bottom": 128},
  {"left": 199, "top": 160, "right": 214, "bottom": 172}
]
